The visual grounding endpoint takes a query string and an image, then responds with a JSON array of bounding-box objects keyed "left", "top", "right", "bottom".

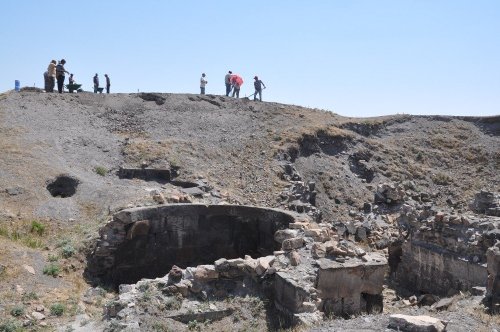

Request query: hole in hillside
[
  {"left": 86, "top": 204, "right": 294, "bottom": 287},
  {"left": 46, "top": 175, "right": 79, "bottom": 198}
]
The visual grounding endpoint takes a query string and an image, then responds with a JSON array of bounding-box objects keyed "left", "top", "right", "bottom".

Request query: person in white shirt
[{"left": 200, "top": 73, "right": 208, "bottom": 95}]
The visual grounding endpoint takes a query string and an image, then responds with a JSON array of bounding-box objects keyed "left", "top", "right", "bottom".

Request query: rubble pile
[{"left": 278, "top": 160, "right": 322, "bottom": 221}]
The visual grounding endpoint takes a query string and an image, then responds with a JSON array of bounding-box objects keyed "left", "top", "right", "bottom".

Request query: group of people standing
[
  {"left": 200, "top": 71, "right": 266, "bottom": 101},
  {"left": 93, "top": 73, "right": 111, "bottom": 94},
  {"left": 44, "top": 59, "right": 69, "bottom": 93},
  {"left": 43, "top": 59, "right": 111, "bottom": 94}
]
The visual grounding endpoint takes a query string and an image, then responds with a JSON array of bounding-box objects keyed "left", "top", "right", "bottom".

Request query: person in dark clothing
[
  {"left": 104, "top": 74, "right": 110, "bottom": 94},
  {"left": 56, "top": 59, "right": 69, "bottom": 93},
  {"left": 93, "top": 74, "right": 99, "bottom": 93},
  {"left": 253, "top": 76, "right": 266, "bottom": 101}
]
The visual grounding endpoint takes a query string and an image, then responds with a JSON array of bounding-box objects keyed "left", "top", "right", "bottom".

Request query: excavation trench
[{"left": 86, "top": 204, "right": 295, "bottom": 286}]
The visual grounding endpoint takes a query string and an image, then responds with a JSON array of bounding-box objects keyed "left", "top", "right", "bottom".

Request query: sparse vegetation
[
  {"left": 0, "top": 220, "right": 47, "bottom": 248},
  {"left": 43, "top": 263, "right": 60, "bottom": 277},
  {"left": 61, "top": 244, "right": 76, "bottom": 258},
  {"left": 9, "top": 306, "right": 24, "bottom": 317},
  {"left": 94, "top": 166, "right": 108, "bottom": 176},
  {"left": 187, "top": 320, "right": 201, "bottom": 331},
  {"left": 0, "top": 320, "right": 19, "bottom": 332},
  {"left": 21, "top": 291, "right": 38, "bottom": 302},
  {"left": 48, "top": 254, "right": 59, "bottom": 262},
  {"left": 50, "top": 303, "right": 65, "bottom": 316},
  {"left": 30, "top": 220, "right": 46, "bottom": 236}
]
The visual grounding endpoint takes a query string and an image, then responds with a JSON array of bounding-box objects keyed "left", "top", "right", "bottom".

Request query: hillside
[{"left": 0, "top": 90, "right": 499, "bottom": 331}]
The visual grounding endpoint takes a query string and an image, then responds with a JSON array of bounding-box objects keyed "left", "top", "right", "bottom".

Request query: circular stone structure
[{"left": 86, "top": 204, "right": 299, "bottom": 286}]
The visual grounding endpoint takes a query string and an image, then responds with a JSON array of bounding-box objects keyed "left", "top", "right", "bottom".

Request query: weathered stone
[
  {"left": 167, "top": 265, "right": 183, "bottom": 285},
  {"left": 431, "top": 297, "right": 455, "bottom": 311},
  {"left": 151, "top": 190, "right": 166, "bottom": 204},
  {"left": 375, "top": 183, "right": 405, "bottom": 204},
  {"left": 256, "top": 255, "right": 275, "bottom": 276},
  {"left": 289, "top": 250, "right": 301, "bottom": 266},
  {"left": 23, "top": 265, "right": 35, "bottom": 275},
  {"left": 274, "top": 229, "right": 299, "bottom": 244},
  {"left": 434, "top": 212, "right": 445, "bottom": 223},
  {"left": 126, "top": 220, "right": 150, "bottom": 239},
  {"left": 194, "top": 265, "right": 219, "bottom": 282},
  {"left": 471, "top": 286, "right": 486, "bottom": 296},
  {"left": 282, "top": 237, "right": 305, "bottom": 250},
  {"left": 31, "top": 312, "right": 45, "bottom": 320},
  {"left": 388, "top": 314, "right": 447, "bottom": 332},
  {"left": 274, "top": 271, "right": 312, "bottom": 314},
  {"left": 175, "top": 280, "right": 192, "bottom": 297},
  {"left": 289, "top": 222, "right": 309, "bottom": 230},
  {"left": 417, "top": 294, "right": 439, "bottom": 306},
  {"left": 316, "top": 253, "right": 387, "bottom": 315},
  {"left": 311, "top": 242, "right": 326, "bottom": 259},
  {"left": 355, "top": 226, "right": 368, "bottom": 241},
  {"left": 215, "top": 258, "right": 246, "bottom": 278}
]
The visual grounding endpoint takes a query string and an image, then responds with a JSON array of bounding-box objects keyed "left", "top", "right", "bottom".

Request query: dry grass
[{"left": 123, "top": 138, "right": 192, "bottom": 168}]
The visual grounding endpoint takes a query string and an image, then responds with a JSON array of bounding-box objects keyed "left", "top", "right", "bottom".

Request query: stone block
[
  {"left": 388, "top": 314, "right": 447, "bottom": 332},
  {"left": 282, "top": 237, "right": 305, "bottom": 250},
  {"left": 194, "top": 265, "right": 219, "bottom": 282},
  {"left": 316, "top": 253, "right": 387, "bottom": 315},
  {"left": 274, "top": 272, "right": 311, "bottom": 314},
  {"left": 274, "top": 229, "right": 299, "bottom": 244}
]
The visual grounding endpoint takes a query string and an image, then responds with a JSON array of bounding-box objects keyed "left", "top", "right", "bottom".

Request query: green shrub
[
  {"left": 9, "top": 305, "right": 24, "bottom": 317},
  {"left": 48, "top": 254, "right": 59, "bottom": 262},
  {"left": 0, "top": 320, "right": 19, "bottom": 332},
  {"left": 61, "top": 244, "right": 76, "bottom": 258},
  {"left": 94, "top": 166, "right": 108, "bottom": 176},
  {"left": 22, "top": 291, "right": 38, "bottom": 302},
  {"left": 43, "top": 263, "right": 60, "bottom": 277},
  {"left": 50, "top": 303, "right": 65, "bottom": 316},
  {"left": 30, "top": 220, "right": 46, "bottom": 236}
]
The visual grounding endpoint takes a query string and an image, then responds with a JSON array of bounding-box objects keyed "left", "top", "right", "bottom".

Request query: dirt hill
[{"left": 0, "top": 90, "right": 498, "bottom": 331}]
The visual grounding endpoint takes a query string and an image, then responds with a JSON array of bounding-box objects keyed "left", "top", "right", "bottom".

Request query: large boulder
[{"left": 388, "top": 314, "right": 447, "bottom": 332}]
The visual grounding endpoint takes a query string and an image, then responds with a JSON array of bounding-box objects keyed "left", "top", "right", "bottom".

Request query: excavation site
[{"left": 0, "top": 90, "right": 499, "bottom": 331}]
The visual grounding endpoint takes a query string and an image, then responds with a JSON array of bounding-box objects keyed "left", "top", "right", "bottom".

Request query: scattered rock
[
  {"left": 31, "top": 312, "right": 46, "bottom": 320},
  {"left": 388, "top": 314, "right": 447, "bottom": 332},
  {"left": 22, "top": 265, "right": 35, "bottom": 275}
]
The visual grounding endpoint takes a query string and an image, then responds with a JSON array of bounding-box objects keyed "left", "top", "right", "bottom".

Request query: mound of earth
[{"left": 0, "top": 90, "right": 498, "bottom": 331}]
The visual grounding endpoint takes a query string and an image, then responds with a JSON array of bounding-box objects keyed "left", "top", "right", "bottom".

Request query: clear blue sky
[{"left": 1, "top": 1, "right": 499, "bottom": 117}]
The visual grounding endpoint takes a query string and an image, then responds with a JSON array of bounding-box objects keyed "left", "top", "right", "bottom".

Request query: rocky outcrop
[{"left": 472, "top": 191, "right": 500, "bottom": 217}]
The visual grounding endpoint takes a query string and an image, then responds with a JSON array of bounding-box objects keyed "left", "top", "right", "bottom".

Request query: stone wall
[
  {"left": 395, "top": 240, "right": 487, "bottom": 295},
  {"left": 86, "top": 204, "right": 296, "bottom": 285}
]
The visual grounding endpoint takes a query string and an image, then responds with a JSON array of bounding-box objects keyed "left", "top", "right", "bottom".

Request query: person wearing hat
[
  {"left": 56, "top": 59, "right": 69, "bottom": 93},
  {"left": 200, "top": 73, "right": 207, "bottom": 95},
  {"left": 253, "top": 76, "right": 266, "bottom": 101},
  {"left": 224, "top": 71, "right": 232, "bottom": 96}
]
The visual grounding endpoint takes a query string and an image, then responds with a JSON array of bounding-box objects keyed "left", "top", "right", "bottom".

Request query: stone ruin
[
  {"left": 86, "top": 204, "right": 387, "bottom": 326},
  {"left": 85, "top": 179, "right": 500, "bottom": 328},
  {"left": 387, "top": 188, "right": 500, "bottom": 311}
]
